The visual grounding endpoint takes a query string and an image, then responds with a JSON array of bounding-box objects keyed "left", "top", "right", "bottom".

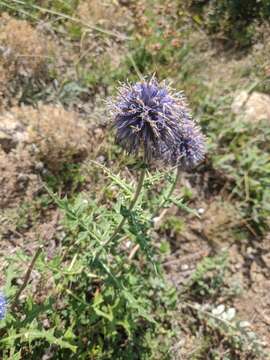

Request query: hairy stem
[
  {"left": 128, "top": 167, "right": 181, "bottom": 261},
  {"left": 105, "top": 167, "right": 146, "bottom": 245},
  {"left": 11, "top": 246, "right": 43, "bottom": 311},
  {"left": 153, "top": 166, "right": 181, "bottom": 219}
]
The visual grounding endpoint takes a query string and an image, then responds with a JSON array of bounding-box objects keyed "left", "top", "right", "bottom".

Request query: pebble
[
  {"left": 180, "top": 264, "right": 189, "bottom": 271},
  {"left": 197, "top": 208, "right": 205, "bottom": 215},
  {"left": 17, "top": 173, "right": 29, "bottom": 183},
  {"left": 35, "top": 161, "right": 44, "bottom": 172},
  {"left": 246, "top": 246, "right": 255, "bottom": 255},
  {"left": 96, "top": 155, "right": 105, "bottom": 163}
]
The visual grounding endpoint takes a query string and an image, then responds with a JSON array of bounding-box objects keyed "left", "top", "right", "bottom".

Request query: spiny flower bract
[
  {"left": 110, "top": 78, "right": 188, "bottom": 163},
  {"left": 0, "top": 293, "right": 6, "bottom": 320},
  {"left": 165, "top": 119, "right": 206, "bottom": 169}
]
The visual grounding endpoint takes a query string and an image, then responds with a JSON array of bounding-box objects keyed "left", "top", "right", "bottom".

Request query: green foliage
[
  {"left": 160, "top": 216, "right": 185, "bottom": 234},
  {"left": 188, "top": 253, "right": 228, "bottom": 299},
  {"left": 187, "top": 0, "right": 270, "bottom": 47},
  {"left": 44, "top": 163, "right": 86, "bottom": 194},
  {"left": 188, "top": 303, "right": 267, "bottom": 358},
  {"left": 0, "top": 166, "right": 178, "bottom": 359},
  {"left": 213, "top": 118, "right": 270, "bottom": 231}
]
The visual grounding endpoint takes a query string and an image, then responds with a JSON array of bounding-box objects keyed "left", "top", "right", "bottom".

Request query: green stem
[
  {"left": 153, "top": 166, "right": 181, "bottom": 219},
  {"left": 104, "top": 167, "right": 146, "bottom": 246}
]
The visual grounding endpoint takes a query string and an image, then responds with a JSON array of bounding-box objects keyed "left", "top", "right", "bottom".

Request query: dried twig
[{"left": 11, "top": 246, "right": 43, "bottom": 311}]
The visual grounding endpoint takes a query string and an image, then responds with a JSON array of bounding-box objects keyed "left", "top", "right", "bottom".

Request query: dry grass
[
  {"left": 77, "top": 0, "right": 131, "bottom": 30},
  {"left": 0, "top": 14, "right": 53, "bottom": 109},
  {"left": 0, "top": 104, "right": 90, "bottom": 172},
  {"left": 17, "top": 105, "right": 89, "bottom": 171},
  {"left": 75, "top": 0, "right": 131, "bottom": 74},
  {"left": 0, "top": 13, "right": 51, "bottom": 79}
]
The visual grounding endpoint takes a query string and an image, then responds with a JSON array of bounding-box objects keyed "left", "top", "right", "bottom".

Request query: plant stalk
[
  {"left": 105, "top": 167, "right": 146, "bottom": 245},
  {"left": 128, "top": 167, "right": 181, "bottom": 261},
  {"left": 153, "top": 166, "right": 181, "bottom": 219}
]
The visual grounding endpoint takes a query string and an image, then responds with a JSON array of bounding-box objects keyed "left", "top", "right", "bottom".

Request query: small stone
[
  {"left": 232, "top": 91, "right": 270, "bottom": 123},
  {"left": 235, "top": 263, "right": 242, "bottom": 270},
  {"left": 125, "top": 240, "right": 132, "bottom": 249},
  {"left": 238, "top": 320, "right": 250, "bottom": 328},
  {"left": 212, "top": 304, "right": 225, "bottom": 316},
  {"left": 246, "top": 246, "right": 255, "bottom": 255},
  {"left": 35, "top": 161, "right": 44, "bottom": 172},
  {"left": 180, "top": 264, "right": 189, "bottom": 271},
  {"left": 17, "top": 173, "right": 29, "bottom": 183},
  {"left": 197, "top": 208, "right": 205, "bottom": 215},
  {"left": 224, "top": 307, "right": 236, "bottom": 321},
  {"left": 246, "top": 247, "right": 256, "bottom": 259},
  {"left": 96, "top": 155, "right": 105, "bottom": 163}
]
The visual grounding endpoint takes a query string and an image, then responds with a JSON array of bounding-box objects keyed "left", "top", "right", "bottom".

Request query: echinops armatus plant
[
  {"left": 108, "top": 76, "right": 205, "bottom": 241},
  {"left": 0, "top": 77, "right": 206, "bottom": 359}
]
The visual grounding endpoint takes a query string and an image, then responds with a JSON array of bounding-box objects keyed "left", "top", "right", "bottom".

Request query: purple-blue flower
[
  {"left": 0, "top": 293, "right": 6, "bottom": 320},
  {"left": 110, "top": 78, "right": 189, "bottom": 163},
  {"left": 163, "top": 119, "right": 205, "bottom": 169}
]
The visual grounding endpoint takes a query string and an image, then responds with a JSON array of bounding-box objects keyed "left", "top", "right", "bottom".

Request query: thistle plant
[
  {"left": 109, "top": 77, "right": 205, "bottom": 240},
  {"left": 1, "top": 78, "right": 206, "bottom": 359}
]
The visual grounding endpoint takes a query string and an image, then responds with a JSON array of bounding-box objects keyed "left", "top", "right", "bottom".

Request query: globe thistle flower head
[
  {"left": 110, "top": 78, "right": 189, "bottom": 163},
  {"left": 0, "top": 293, "right": 6, "bottom": 320},
  {"left": 165, "top": 119, "right": 206, "bottom": 169}
]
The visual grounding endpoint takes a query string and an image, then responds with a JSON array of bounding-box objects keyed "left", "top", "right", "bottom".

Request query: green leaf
[
  {"left": 123, "top": 291, "right": 156, "bottom": 324},
  {"left": 1, "top": 329, "right": 77, "bottom": 352}
]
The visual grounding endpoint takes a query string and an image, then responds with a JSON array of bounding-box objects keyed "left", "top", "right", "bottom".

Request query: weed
[
  {"left": 0, "top": 163, "right": 181, "bottom": 359},
  {"left": 188, "top": 252, "right": 228, "bottom": 300}
]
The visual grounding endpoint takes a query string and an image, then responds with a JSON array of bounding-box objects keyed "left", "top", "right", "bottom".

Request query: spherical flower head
[
  {"left": 163, "top": 119, "right": 205, "bottom": 169},
  {"left": 0, "top": 293, "right": 6, "bottom": 320},
  {"left": 110, "top": 78, "right": 189, "bottom": 163}
]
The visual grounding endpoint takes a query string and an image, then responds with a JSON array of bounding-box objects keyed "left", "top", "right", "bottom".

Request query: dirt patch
[
  {"left": 0, "top": 14, "right": 51, "bottom": 78},
  {"left": 0, "top": 148, "right": 41, "bottom": 208},
  {"left": 162, "top": 190, "right": 270, "bottom": 356},
  {"left": 233, "top": 233, "right": 270, "bottom": 350}
]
